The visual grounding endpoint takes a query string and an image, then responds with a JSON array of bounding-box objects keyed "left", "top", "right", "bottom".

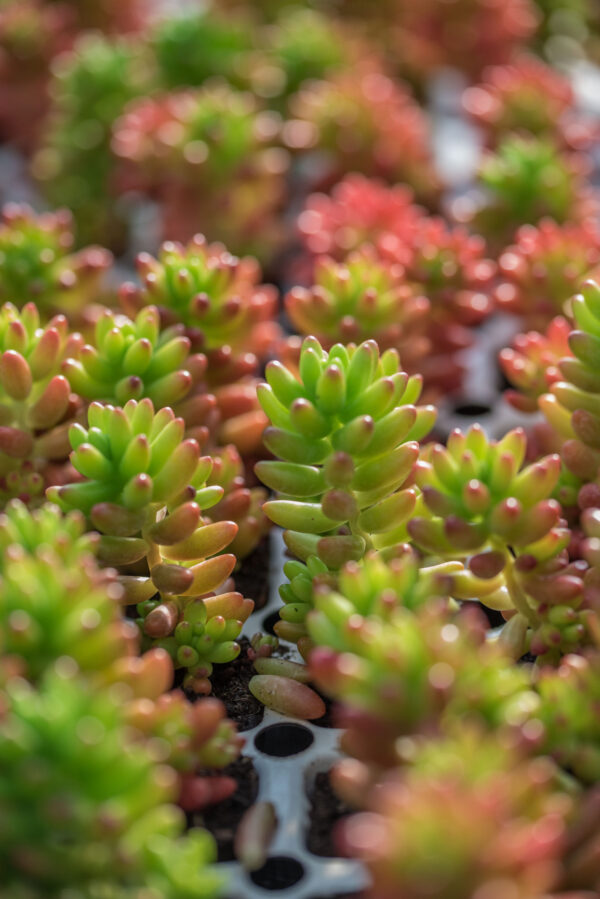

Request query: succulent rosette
[
  {"left": 298, "top": 174, "right": 425, "bottom": 260},
  {"left": 63, "top": 306, "right": 210, "bottom": 443},
  {"left": 47, "top": 399, "right": 252, "bottom": 693},
  {"left": 463, "top": 55, "right": 597, "bottom": 151},
  {"left": 495, "top": 219, "right": 600, "bottom": 327},
  {"left": 410, "top": 425, "right": 596, "bottom": 661},
  {"left": 389, "top": 0, "right": 538, "bottom": 83},
  {"left": 112, "top": 83, "right": 289, "bottom": 258},
  {"left": 120, "top": 235, "right": 280, "bottom": 455},
  {"left": 255, "top": 336, "right": 436, "bottom": 641},
  {"left": 540, "top": 280, "right": 600, "bottom": 508},
  {"left": 0, "top": 0, "right": 75, "bottom": 151},
  {"left": 33, "top": 33, "right": 151, "bottom": 248},
  {"left": 207, "top": 443, "right": 270, "bottom": 560},
  {"left": 339, "top": 729, "right": 572, "bottom": 899},
  {"left": 284, "top": 247, "right": 430, "bottom": 363},
  {"left": 151, "top": 4, "right": 256, "bottom": 91},
  {"left": 308, "top": 551, "right": 530, "bottom": 768},
  {"left": 534, "top": 650, "right": 600, "bottom": 785},
  {"left": 0, "top": 203, "right": 112, "bottom": 322},
  {"left": 454, "top": 137, "right": 599, "bottom": 250},
  {"left": 284, "top": 65, "right": 439, "bottom": 203},
  {"left": 500, "top": 316, "right": 573, "bottom": 412},
  {"left": 0, "top": 667, "right": 225, "bottom": 898},
  {"left": 0, "top": 301, "right": 80, "bottom": 504}
]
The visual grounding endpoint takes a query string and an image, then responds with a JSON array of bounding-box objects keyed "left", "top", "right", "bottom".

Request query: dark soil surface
[
  {"left": 206, "top": 637, "right": 265, "bottom": 731},
  {"left": 193, "top": 755, "right": 259, "bottom": 862},
  {"left": 306, "top": 770, "right": 355, "bottom": 858},
  {"left": 235, "top": 536, "right": 271, "bottom": 611}
]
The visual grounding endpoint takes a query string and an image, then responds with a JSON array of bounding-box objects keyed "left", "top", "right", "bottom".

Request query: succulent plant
[
  {"left": 121, "top": 235, "right": 280, "bottom": 369},
  {"left": 495, "top": 219, "right": 600, "bottom": 327},
  {"left": 47, "top": 399, "right": 253, "bottom": 692},
  {"left": 61, "top": 0, "right": 148, "bottom": 33},
  {"left": 410, "top": 425, "right": 597, "bottom": 661},
  {"left": 298, "top": 174, "right": 425, "bottom": 260},
  {"left": 463, "top": 55, "right": 596, "bottom": 150},
  {"left": 0, "top": 203, "right": 112, "bottom": 322},
  {"left": 500, "top": 316, "right": 572, "bottom": 412},
  {"left": 63, "top": 305, "right": 207, "bottom": 414},
  {"left": 0, "top": 666, "right": 225, "bottom": 898},
  {"left": 308, "top": 551, "right": 531, "bottom": 767},
  {"left": 33, "top": 32, "right": 151, "bottom": 248},
  {"left": 540, "top": 280, "right": 600, "bottom": 509},
  {"left": 150, "top": 5, "right": 257, "bottom": 91},
  {"left": 112, "top": 83, "right": 289, "bottom": 258},
  {"left": 284, "top": 65, "right": 439, "bottom": 203},
  {"left": 454, "top": 137, "right": 599, "bottom": 249},
  {"left": 0, "top": 0, "right": 76, "bottom": 151},
  {"left": 534, "top": 650, "right": 600, "bottom": 785},
  {"left": 390, "top": 0, "right": 539, "bottom": 83},
  {"left": 284, "top": 247, "right": 430, "bottom": 357},
  {"left": 0, "top": 301, "right": 81, "bottom": 505},
  {"left": 255, "top": 336, "right": 436, "bottom": 640},
  {"left": 339, "top": 729, "right": 572, "bottom": 899},
  {"left": 207, "top": 443, "right": 270, "bottom": 559}
]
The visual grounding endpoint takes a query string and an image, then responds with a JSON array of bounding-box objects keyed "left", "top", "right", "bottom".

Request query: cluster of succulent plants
[{"left": 3, "top": 0, "right": 600, "bottom": 895}]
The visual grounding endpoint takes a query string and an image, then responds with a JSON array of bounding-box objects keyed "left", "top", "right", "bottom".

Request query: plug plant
[
  {"left": 463, "top": 55, "right": 595, "bottom": 150},
  {"left": 33, "top": 32, "right": 151, "bottom": 248},
  {"left": 112, "top": 83, "right": 289, "bottom": 258},
  {"left": 255, "top": 336, "right": 436, "bottom": 640},
  {"left": 0, "top": 301, "right": 80, "bottom": 505},
  {"left": 298, "top": 174, "right": 424, "bottom": 260},
  {"left": 410, "top": 425, "right": 596, "bottom": 662},
  {"left": 0, "top": 667, "right": 225, "bottom": 898},
  {"left": 308, "top": 549, "right": 530, "bottom": 770},
  {"left": 339, "top": 729, "right": 573, "bottom": 899},
  {"left": 47, "top": 399, "right": 253, "bottom": 692},
  {"left": 0, "top": 203, "right": 112, "bottom": 321},
  {"left": 495, "top": 219, "right": 600, "bottom": 327},
  {"left": 500, "top": 316, "right": 572, "bottom": 412},
  {"left": 455, "top": 136, "right": 599, "bottom": 249},
  {"left": 285, "top": 65, "right": 438, "bottom": 203}
]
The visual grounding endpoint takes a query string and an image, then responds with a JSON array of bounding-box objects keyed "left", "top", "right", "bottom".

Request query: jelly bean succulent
[
  {"left": 47, "top": 399, "right": 253, "bottom": 692},
  {"left": 150, "top": 5, "right": 256, "bottom": 91},
  {"left": 34, "top": 32, "right": 151, "bottom": 248},
  {"left": 284, "top": 248, "right": 430, "bottom": 358},
  {"left": 455, "top": 137, "right": 598, "bottom": 249},
  {"left": 500, "top": 316, "right": 572, "bottom": 412},
  {"left": 540, "top": 280, "right": 600, "bottom": 508},
  {"left": 285, "top": 66, "right": 438, "bottom": 203},
  {"left": 308, "top": 550, "right": 531, "bottom": 769},
  {"left": 0, "top": 203, "right": 112, "bottom": 321},
  {"left": 410, "top": 425, "right": 597, "bottom": 662},
  {"left": 339, "top": 729, "right": 574, "bottom": 899},
  {"left": 0, "top": 301, "right": 80, "bottom": 505},
  {"left": 63, "top": 305, "right": 207, "bottom": 415},
  {"left": 255, "top": 337, "right": 436, "bottom": 638},
  {"left": 390, "top": 0, "right": 538, "bottom": 83},
  {"left": 495, "top": 219, "right": 600, "bottom": 327},
  {"left": 0, "top": 667, "right": 225, "bottom": 899},
  {"left": 112, "top": 83, "right": 289, "bottom": 257},
  {"left": 298, "top": 174, "right": 424, "bottom": 260},
  {"left": 463, "top": 55, "right": 595, "bottom": 150},
  {"left": 0, "top": 0, "right": 74, "bottom": 151}
]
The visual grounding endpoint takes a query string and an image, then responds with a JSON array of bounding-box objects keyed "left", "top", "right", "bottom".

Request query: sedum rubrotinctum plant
[
  {"left": 255, "top": 336, "right": 436, "bottom": 642},
  {"left": 47, "top": 398, "right": 253, "bottom": 693},
  {"left": 0, "top": 202, "right": 112, "bottom": 322},
  {"left": 0, "top": 666, "right": 225, "bottom": 899},
  {"left": 0, "top": 300, "right": 81, "bottom": 505},
  {"left": 410, "top": 424, "right": 598, "bottom": 662}
]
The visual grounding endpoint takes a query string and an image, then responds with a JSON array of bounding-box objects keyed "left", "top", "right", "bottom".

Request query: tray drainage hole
[
  {"left": 255, "top": 723, "right": 314, "bottom": 757},
  {"left": 250, "top": 856, "right": 304, "bottom": 890},
  {"left": 262, "top": 610, "right": 280, "bottom": 636},
  {"left": 453, "top": 401, "right": 492, "bottom": 417}
]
